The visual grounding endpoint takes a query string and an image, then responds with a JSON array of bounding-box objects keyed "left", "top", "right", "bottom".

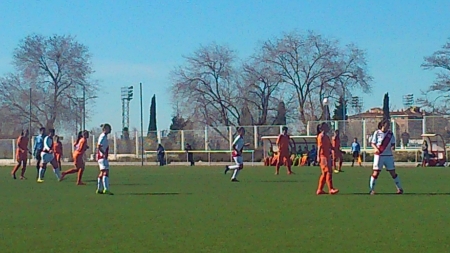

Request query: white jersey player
[
  {"left": 224, "top": 127, "right": 250, "bottom": 182},
  {"left": 96, "top": 123, "right": 113, "bottom": 195},
  {"left": 37, "top": 128, "right": 61, "bottom": 182},
  {"left": 369, "top": 119, "right": 403, "bottom": 195}
]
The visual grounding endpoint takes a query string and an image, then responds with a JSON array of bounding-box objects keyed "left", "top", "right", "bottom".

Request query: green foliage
[
  {"left": 147, "top": 95, "right": 157, "bottom": 137},
  {"left": 169, "top": 115, "right": 188, "bottom": 131},
  {"left": 274, "top": 101, "right": 287, "bottom": 125},
  {"left": 332, "top": 96, "right": 348, "bottom": 120},
  {"left": 383, "top": 93, "right": 390, "bottom": 120}
]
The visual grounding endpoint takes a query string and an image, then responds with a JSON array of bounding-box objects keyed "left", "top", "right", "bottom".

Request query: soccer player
[
  {"left": 275, "top": 126, "right": 294, "bottom": 175},
  {"left": 316, "top": 122, "right": 339, "bottom": 195},
  {"left": 11, "top": 130, "right": 30, "bottom": 180},
  {"left": 60, "top": 130, "right": 89, "bottom": 185},
  {"left": 369, "top": 119, "right": 403, "bottom": 195},
  {"left": 33, "top": 127, "right": 46, "bottom": 179},
  {"left": 96, "top": 124, "right": 113, "bottom": 195},
  {"left": 37, "top": 129, "right": 61, "bottom": 182},
  {"left": 332, "top": 129, "right": 343, "bottom": 173},
  {"left": 224, "top": 127, "right": 250, "bottom": 182},
  {"left": 54, "top": 135, "right": 63, "bottom": 170},
  {"left": 351, "top": 138, "right": 361, "bottom": 167}
]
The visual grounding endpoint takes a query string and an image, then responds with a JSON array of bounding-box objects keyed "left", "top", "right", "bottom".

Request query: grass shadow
[
  {"left": 259, "top": 180, "right": 299, "bottom": 183},
  {"left": 348, "top": 192, "right": 450, "bottom": 196},
  {"left": 120, "top": 192, "right": 193, "bottom": 196},
  {"left": 112, "top": 183, "right": 150, "bottom": 186}
]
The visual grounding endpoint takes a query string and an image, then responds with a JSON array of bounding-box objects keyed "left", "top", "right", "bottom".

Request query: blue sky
[{"left": 0, "top": 0, "right": 449, "bottom": 133}]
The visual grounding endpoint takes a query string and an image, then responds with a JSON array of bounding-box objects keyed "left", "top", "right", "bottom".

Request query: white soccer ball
[{"left": 323, "top": 98, "right": 329, "bottom": 105}]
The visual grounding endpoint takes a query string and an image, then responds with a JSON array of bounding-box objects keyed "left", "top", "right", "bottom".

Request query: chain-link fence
[{"left": 0, "top": 118, "right": 449, "bottom": 162}]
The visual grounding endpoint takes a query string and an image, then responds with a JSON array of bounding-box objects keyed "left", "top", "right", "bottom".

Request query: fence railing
[
  {"left": 0, "top": 116, "right": 448, "bottom": 161},
  {"left": 306, "top": 116, "right": 450, "bottom": 149}
]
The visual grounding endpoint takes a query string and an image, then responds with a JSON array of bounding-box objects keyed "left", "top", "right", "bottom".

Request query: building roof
[{"left": 349, "top": 106, "right": 430, "bottom": 119}]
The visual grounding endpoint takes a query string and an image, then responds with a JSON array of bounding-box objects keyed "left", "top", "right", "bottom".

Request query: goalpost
[{"left": 144, "top": 150, "right": 255, "bottom": 166}]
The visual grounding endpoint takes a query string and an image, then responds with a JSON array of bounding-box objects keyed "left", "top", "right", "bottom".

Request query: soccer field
[{"left": 1, "top": 165, "right": 450, "bottom": 253}]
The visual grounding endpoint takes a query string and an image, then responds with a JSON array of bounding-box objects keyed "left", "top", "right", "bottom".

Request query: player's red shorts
[
  {"left": 332, "top": 151, "right": 343, "bottom": 160},
  {"left": 73, "top": 154, "right": 84, "bottom": 168},
  {"left": 55, "top": 153, "right": 62, "bottom": 162},
  {"left": 16, "top": 152, "right": 27, "bottom": 162},
  {"left": 277, "top": 153, "right": 291, "bottom": 166},
  {"left": 319, "top": 156, "right": 332, "bottom": 173}
]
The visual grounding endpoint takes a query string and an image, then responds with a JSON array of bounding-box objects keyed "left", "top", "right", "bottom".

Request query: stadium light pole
[
  {"left": 140, "top": 82, "right": 144, "bottom": 167},
  {"left": 323, "top": 98, "right": 329, "bottom": 121},
  {"left": 402, "top": 94, "right": 414, "bottom": 109}
]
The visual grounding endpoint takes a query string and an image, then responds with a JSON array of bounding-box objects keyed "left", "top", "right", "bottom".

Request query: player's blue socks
[
  {"left": 102, "top": 176, "right": 109, "bottom": 191},
  {"left": 97, "top": 177, "right": 103, "bottom": 191},
  {"left": 369, "top": 176, "right": 377, "bottom": 191},
  {"left": 53, "top": 168, "right": 61, "bottom": 180},
  {"left": 393, "top": 174, "right": 402, "bottom": 189},
  {"left": 38, "top": 168, "right": 46, "bottom": 180}
]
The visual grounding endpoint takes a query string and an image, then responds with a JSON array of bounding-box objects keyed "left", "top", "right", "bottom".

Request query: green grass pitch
[{"left": 1, "top": 165, "right": 450, "bottom": 253}]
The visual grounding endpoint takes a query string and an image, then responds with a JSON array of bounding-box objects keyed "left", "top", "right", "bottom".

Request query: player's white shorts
[
  {"left": 41, "top": 152, "right": 54, "bottom": 163},
  {"left": 233, "top": 156, "right": 243, "bottom": 165},
  {"left": 98, "top": 159, "right": 110, "bottom": 171},
  {"left": 373, "top": 155, "right": 395, "bottom": 171}
]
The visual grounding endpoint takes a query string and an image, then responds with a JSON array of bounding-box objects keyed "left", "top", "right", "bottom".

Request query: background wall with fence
[
  {"left": 306, "top": 116, "right": 450, "bottom": 149},
  {"left": 0, "top": 116, "right": 448, "bottom": 162}
]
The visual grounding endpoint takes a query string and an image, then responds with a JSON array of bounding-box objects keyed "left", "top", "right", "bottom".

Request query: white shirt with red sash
[
  {"left": 371, "top": 130, "right": 395, "bottom": 156},
  {"left": 232, "top": 135, "right": 244, "bottom": 157},
  {"left": 97, "top": 133, "right": 109, "bottom": 160}
]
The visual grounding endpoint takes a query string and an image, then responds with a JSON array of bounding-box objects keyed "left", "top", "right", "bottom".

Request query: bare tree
[
  {"left": 0, "top": 34, "right": 97, "bottom": 131},
  {"left": 261, "top": 31, "right": 372, "bottom": 124},
  {"left": 170, "top": 43, "right": 241, "bottom": 136},
  {"left": 418, "top": 38, "right": 450, "bottom": 114},
  {"left": 240, "top": 54, "right": 283, "bottom": 125}
]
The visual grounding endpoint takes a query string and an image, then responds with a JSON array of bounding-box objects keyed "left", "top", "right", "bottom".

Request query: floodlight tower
[
  {"left": 121, "top": 86, "right": 134, "bottom": 131},
  {"left": 402, "top": 94, "right": 414, "bottom": 108},
  {"left": 351, "top": 96, "right": 363, "bottom": 114}
]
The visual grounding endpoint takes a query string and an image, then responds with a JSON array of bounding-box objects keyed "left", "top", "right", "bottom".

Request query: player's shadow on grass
[
  {"left": 111, "top": 183, "right": 150, "bottom": 186},
  {"left": 349, "top": 193, "right": 450, "bottom": 196},
  {"left": 259, "top": 180, "right": 300, "bottom": 183},
  {"left": 120, "top": 192, "right": 193, "bottom": 196}
]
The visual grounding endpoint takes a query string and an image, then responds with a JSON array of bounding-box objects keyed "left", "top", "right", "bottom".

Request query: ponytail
[{"left": 75, "top": 131, "right": 83, "bottom": 145}]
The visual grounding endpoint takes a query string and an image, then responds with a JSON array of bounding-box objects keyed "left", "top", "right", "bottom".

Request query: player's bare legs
[
  {"left": 60, "top": 167, "right": 77, "bottom": 181},
  {"left": 286, "top": 158, "right": 293, "bottom": 175},
  {"left": 77, "top": 166, "right": 85, "bottom": 185},
  {"left": 317, "top": 158, "right": 338, "bottom": 195},
  {"left": 275, "top": 159, "right": 281, "bottom": 175},
  {"left": 11, "top": 160, "right": 21, "bottom": 179},
  {"left": 20, "top": 160, "right": 27, "bottom": 179}
]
